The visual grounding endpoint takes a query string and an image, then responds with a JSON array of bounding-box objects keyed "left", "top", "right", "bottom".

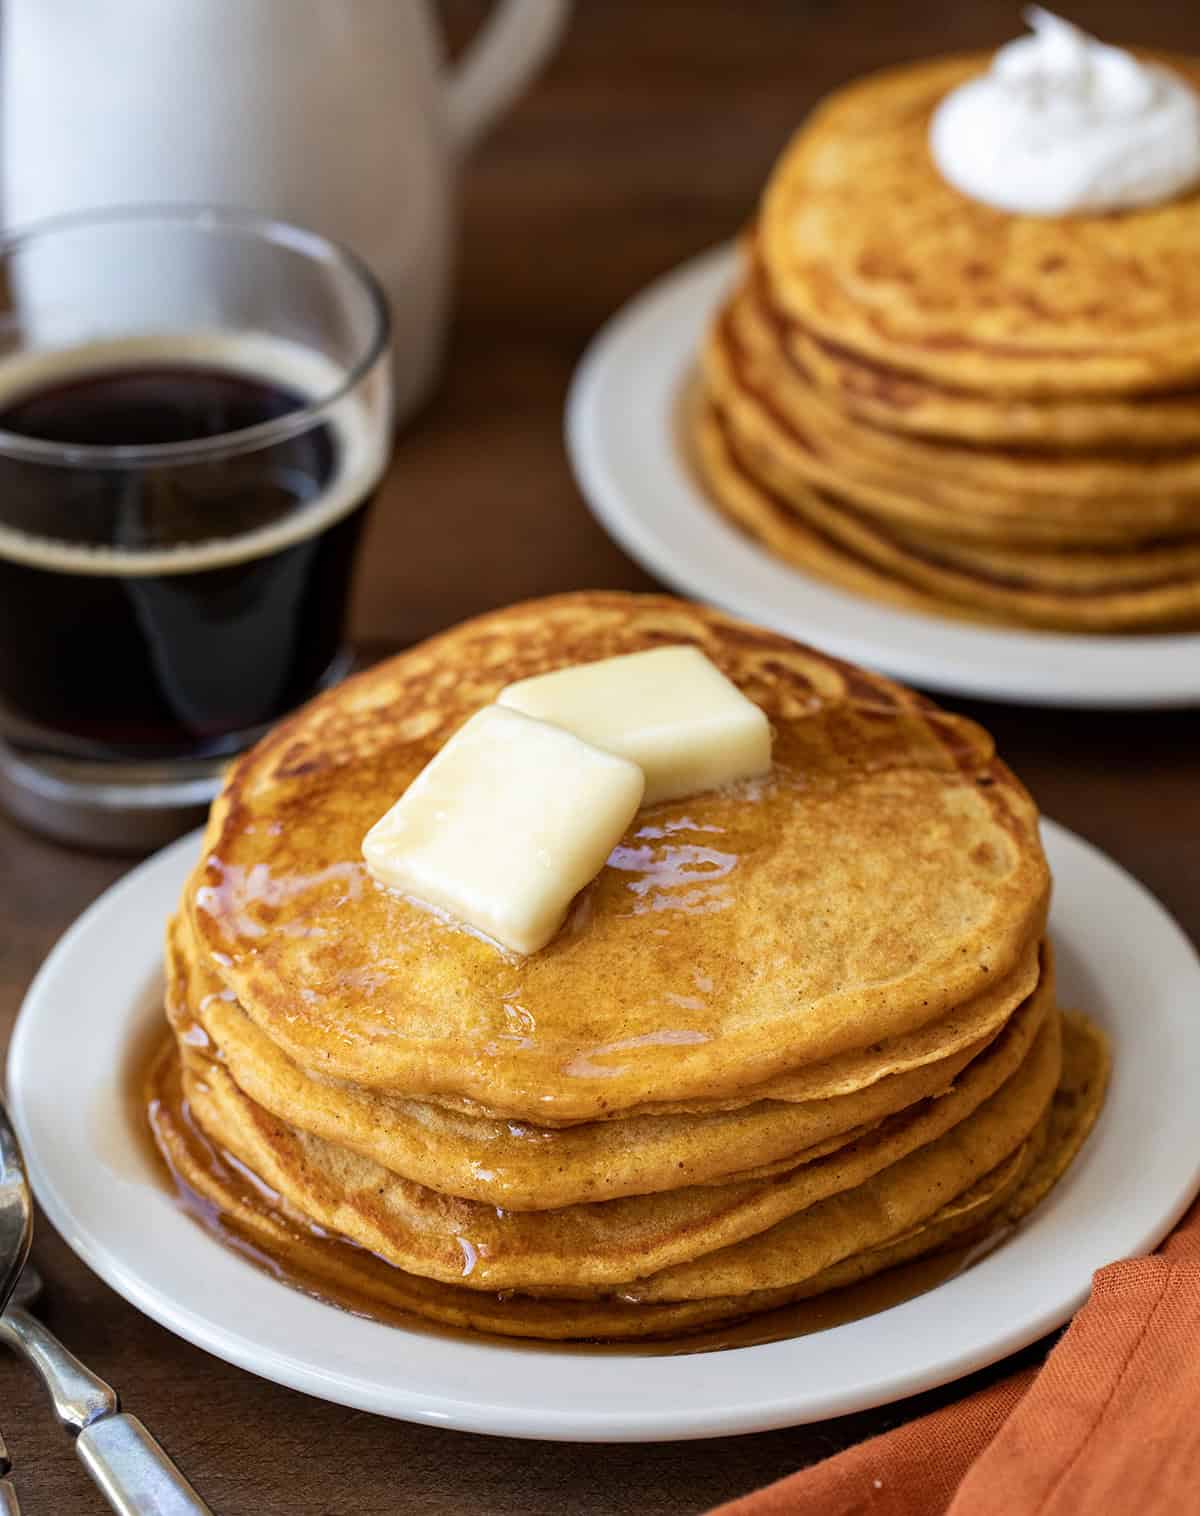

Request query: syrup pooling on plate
[{"left": 138, "top": 1029, "right": 1020, "bottom": 1355}]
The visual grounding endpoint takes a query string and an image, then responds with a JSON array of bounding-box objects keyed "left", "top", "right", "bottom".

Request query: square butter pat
[
  {"left": 498, "top": 645, "right": 771, "bottom": 805},
  {"left": 362, "top": 704, "right": 644, "bottom": 956}
]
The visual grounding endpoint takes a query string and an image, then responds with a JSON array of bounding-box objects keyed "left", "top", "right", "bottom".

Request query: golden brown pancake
[
  {"left": 147, "top": 1010, "right": 1107, "bottom": 1337},
  {"left": 334, "top": 936, "right": 1042, "bottom": 1124},
  {"left": 695, "top": 273, "right": 1200, "bottom": 628},
  {"left": 687, "top": 55, "right": 1200, "bottom": 630},
  {"left": 168, "top": 911, "right": 1050, "bottom": 1209},
  {"left": 145, "top": 1006, "right": 1109, "bottom": 1340},
  {"left": 185, "top": 595, "right": 1049, "bottom": 1123},
  {"left": 693, "top": 404, "right": 1028, "bottom": 626},
  {"left": 617, "top": 1010, "right": 1061, "bottom": 1303},
  {"left": 149, "top": 594, "right": 1110, "bottom": 1342},
  {"left": 706, "top": 295, "right": 1200, "bottom": 549},
  {"left": 727, "top": 281, "right": 1200, "bottom": 524},
  {"left": 175, "top": 927, "right": 999, "bottom": 1208},
  {"left": 175, "top": 983, "right": 1053, "bottom": 1293},
  {"left": 697, "top": 401, "right": 1200, "bottom": 632},
  {"left": 787, "top": 311, "right": 1200, "bottom": 450},
  {"left": 150, "top": 1025, "right": 1050, "bottom": 1339},
  {"left": 760, "top": 54, "right": 1200, "bottom": 395}
]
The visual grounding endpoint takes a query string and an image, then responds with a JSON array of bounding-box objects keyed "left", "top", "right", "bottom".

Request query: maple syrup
[{"left": 133, "top": 1024, "right": 1008, "bottom": 1355}]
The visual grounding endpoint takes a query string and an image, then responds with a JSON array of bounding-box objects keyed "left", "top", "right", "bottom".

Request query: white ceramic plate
[
  {"left": 566, "top": 245, "right": 1200, "bottom": 709},
  {"left": 7, "top": 823, "right": 1200, "bottom": 1442}
]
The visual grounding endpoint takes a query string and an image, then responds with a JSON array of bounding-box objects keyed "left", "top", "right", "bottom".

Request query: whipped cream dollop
[{"left": 929, "top": 8, "right": 1200, "bottom": 215}]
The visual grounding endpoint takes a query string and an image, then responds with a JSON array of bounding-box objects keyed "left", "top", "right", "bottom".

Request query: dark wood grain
[{"left": 2, "top": 3, "right": 1198, "bottom": 1512}]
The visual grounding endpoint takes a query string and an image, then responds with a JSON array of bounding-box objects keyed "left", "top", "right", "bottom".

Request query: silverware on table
[
  {"left": 0, "top": 1424, "right": 19, "bottom": 1516},
  {"left": 0, "top": 1098, "right": 33, "bottom": 1514},
  {"left": 0, "top": 1102, "right": 32, "bottom": 1309},
  {"left": 0, "top": 1100, "right": 213, "bottom": 1514}
]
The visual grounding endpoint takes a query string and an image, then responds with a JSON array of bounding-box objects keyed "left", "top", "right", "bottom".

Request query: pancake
[
  {"left": 170, "top": 911, "right": 1048, "bottom": 1209},
  {"left": 895, "top": 531, "right": 1200, "bottom": 598},
  {"left": 719, "top": 943, "right": 1038, "bottom": 1106},
  {"left": 289, "top": 936, "right": 1042, "bottom": 1125},
  {"left": 997, "top": 1011, "right": 1109, "bottom": 1215},
  {"left": 156, "top": 1006, "right": 1084, "bottom": 1328},
  {"left": 149, "top": 1028, "right": 1050, "bottom": 1340},
  {"left": 731, "top": 280, "right": 1200, "bottom": 520},
  {"left": 694, "top": 403, "right": 1034, "bottom": 626},
  {"left": 687, "top": 49, "right": 1200, "bottom": 631},
  {"left": 147, "top": 592, "right": 1110, "bottom": 1343},
  {"left": 706, "top": 298, "right": 1200, "bottom": 546},
  {"left": 148, "top": 1013, "right": 1107, "bottom": 1340},
  {"left": 172, "top": 879, "right": 1044, "bottom": 1116},
  {"left": 176, "top": 981, "right": 1053, "bottom": 1293},
  {"left": 759, "top": 53, "right": 1200, "bottom": 395},
  {"left": 789, "top": 313, "right": 1200, "bottom": 451},
  {"left": 618, "top": 1008, "right": 1061, "bottom": 1302},
  {"left": 697, "top": 404, "right": 1200, "bottom": 632},
  {"left": 185, "top": 595, "right": 1049, "bottom": 1123}
]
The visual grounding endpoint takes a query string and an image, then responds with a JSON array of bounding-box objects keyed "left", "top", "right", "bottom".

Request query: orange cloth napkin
[{"left": 710, "top": 1196, "right": 1200, "bottom": 1516}]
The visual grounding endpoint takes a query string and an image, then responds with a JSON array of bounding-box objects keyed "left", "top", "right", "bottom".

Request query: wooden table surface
[{"left": 3, "top": 3, "right": 1199, "bottom": 1512}]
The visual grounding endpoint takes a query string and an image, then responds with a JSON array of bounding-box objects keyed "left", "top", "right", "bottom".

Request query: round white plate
[
  {"left": 566, "top": 245, "right": 1200, "bottom": 709},
  {"left": 7, "top": 823, "right": 1200, "bottom": 1442}
]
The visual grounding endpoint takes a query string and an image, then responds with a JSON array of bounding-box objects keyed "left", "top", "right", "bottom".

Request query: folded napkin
[{"left": 711, "top": 1196, "right": 1200, "bottom": 1516}]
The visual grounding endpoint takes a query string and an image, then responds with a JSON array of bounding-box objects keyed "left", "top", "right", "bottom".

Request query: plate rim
[
  {"left": 6, "top": 822, "right": 1200, "bottom": 1442},
  {"left": 565, "top": 242, "right": 1200, "bottom": 710}
]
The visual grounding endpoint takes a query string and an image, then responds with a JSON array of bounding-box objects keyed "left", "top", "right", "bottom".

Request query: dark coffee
[
  {"left": 0, "top": 364, "right": 306, "bottom": 447},
  {"left": 0, "top": 353, "right": 376, "bottom": 759}
]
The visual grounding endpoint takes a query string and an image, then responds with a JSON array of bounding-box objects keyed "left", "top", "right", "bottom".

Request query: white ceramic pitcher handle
[{"left": 445, "top": 0, "right": 570, "bottom": 155}]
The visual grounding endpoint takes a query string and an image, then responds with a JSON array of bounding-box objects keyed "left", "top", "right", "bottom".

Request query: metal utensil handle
[
  {"left": 0, "top": 1311, "right": 212, "bottom": 1513},
  {"left": 0, "top": 1306, "right": 116, "bottom": 1429},
  {"left": 0, "top": 1417, "right": 16, "bottom": 1512},
  {"left": 0, "top": 1426, "right": 17, "bottom": 1516},
  {"left": 76, "top": 1414, "right": 212, "bottom": 1516},
  {"left": 0, "top": 1104, "right": 33, "bottom": 1318}
]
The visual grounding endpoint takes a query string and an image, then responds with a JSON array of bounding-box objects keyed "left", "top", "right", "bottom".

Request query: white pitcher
[{"left": 1, "top": 0, "right": 569, "bottom": 420}]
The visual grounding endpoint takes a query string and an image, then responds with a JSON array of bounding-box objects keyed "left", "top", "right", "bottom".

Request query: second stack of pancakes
[
  {"left": 153, "top": 594, "right": 1108, "bottom": 1340},
  {"left": 696, "top": 54, "right": 1200, "bottom": 632}
]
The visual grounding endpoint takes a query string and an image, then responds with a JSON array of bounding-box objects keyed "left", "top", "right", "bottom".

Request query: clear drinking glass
[{"left": 0, "top": 208, "right": 392, "bottom": 848}]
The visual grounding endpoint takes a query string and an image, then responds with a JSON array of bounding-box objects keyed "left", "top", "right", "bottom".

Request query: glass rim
[{"left": 0, "top": 204, "right": 392, "bottom": 469}]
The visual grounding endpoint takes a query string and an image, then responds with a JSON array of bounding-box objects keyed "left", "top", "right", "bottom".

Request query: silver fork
[
  {"left": 2, "top": 1266, "right": 213, "bottom": 1515},
  {"left": 0, "top": 1098, "right": 212, "bottom": 1514},
  {"left": 0, "top": 1098, "right": 33, "bottom": 1514}
]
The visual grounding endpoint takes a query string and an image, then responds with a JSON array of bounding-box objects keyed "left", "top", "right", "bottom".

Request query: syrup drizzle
[{"left": 135, "top": 1026, "right": 1009, "bottom": 1356}]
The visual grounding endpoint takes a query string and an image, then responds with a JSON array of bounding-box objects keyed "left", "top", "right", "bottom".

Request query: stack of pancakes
[
  {"left": 150, "top": 593, "right": 1108, "bottom": 1341},
  {"left": 696, "top": 54, "right": 1200, "bottom": 632}
]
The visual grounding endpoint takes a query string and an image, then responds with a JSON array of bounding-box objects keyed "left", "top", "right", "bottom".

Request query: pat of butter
[
  {"left": 497, "top": 646, "right": 771, "bottom": 806},
  {"left": 362, "top": 705, "right": 644, "bottom": 956}
]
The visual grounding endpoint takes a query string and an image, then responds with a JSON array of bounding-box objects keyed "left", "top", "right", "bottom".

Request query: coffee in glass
[{"left": 0, "top": 210, "right": 392, "bottom": 846}]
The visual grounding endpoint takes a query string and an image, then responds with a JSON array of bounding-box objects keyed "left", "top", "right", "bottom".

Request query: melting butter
[
  {"left": 362, "top": 705, "right": 643, "bottom": 956},
  {"left": 498, "top": 645, "right": 771, "bottom": 806}
]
